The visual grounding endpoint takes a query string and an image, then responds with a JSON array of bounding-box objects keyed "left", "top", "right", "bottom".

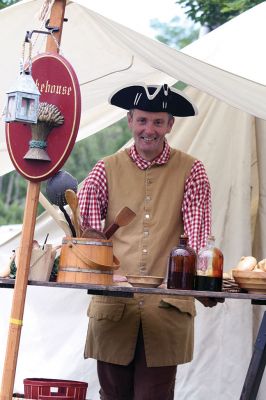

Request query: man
[{"left": 78, "top": 83, "right": 217, "bottom": 400}]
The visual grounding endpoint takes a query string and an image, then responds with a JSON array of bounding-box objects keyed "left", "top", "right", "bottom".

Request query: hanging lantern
[
  {"left": 5, "top": 72, "right": 40, "bottom": 124},
  {"left": 4, "top": 39, "right": 40, "bottom": 124}
]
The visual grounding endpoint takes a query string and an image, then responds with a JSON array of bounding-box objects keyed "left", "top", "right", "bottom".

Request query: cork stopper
[{"left": 179, "top": 234, "right": 188, "bottom": 246}]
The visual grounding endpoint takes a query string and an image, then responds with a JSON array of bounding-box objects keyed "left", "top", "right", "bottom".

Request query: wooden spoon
[
  {"left": 82, "top": 227, "right": 107, "bottom": 240},
  {"left": 65, "top": 189, "right": 81, "bottom": 237},
  {"left": 104, "top": 207, "right": 136, "bottom": 239}
]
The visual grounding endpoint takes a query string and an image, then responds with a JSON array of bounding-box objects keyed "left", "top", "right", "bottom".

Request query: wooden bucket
[{"left": 57, "top": 236, "right": 120, "bottom": 285}]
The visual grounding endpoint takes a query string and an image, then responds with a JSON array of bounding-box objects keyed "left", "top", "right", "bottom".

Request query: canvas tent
[{"left": 0, "top": 1, "right": 266, "bottom": 399}]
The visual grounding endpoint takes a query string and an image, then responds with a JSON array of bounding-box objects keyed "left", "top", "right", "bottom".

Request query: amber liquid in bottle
[
  {"left": 167, "top": 235, "right": 196, "bottom": 290},
  {"left": 195, "top": 235, "right": 223, "bottom": 292}
]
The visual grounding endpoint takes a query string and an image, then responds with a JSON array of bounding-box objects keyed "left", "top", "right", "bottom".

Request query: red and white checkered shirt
[{"left": 78, "top": 141, "right": 211, "bottom": 252}]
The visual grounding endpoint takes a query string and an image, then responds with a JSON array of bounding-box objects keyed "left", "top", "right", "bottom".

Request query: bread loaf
[
  {"left": 235, "top": 256, "right": 257, "bottom": 271},
  {"left": 257, "top": 259, "right": 266, "bottom": 272}
]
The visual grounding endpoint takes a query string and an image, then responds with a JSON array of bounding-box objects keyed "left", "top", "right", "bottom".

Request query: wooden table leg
[{"left": 240, "top": 310, "right": 266, "bottom": 399}]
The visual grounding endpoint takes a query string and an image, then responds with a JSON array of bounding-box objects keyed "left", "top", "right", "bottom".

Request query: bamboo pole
[{"left": 0, "top": 2, "right": 66, "bottom": 398}]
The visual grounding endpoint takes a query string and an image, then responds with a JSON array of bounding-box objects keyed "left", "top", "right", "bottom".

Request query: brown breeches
[{"left": 97, "top": 325, "right": 177, "bottom": 400}]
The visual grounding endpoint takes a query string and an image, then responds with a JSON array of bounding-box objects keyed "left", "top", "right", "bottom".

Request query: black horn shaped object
[{"left": 46, "top": 170, "right": 78, "bottom": 237}]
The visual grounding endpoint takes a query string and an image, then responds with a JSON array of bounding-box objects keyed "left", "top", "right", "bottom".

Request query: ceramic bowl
[{"left": 126, "top": 275, "right": 164, "bottom": 288}]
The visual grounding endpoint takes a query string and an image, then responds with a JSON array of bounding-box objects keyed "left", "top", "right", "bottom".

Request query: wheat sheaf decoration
[
  {"left": 24, "top": 102, "right": 64, "bottom": 161},
  {"left": 37, "top": 102, "right": 64, "bottom": 126}
]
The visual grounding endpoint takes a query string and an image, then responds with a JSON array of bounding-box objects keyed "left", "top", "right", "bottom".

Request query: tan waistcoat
[
  {"left": 84, "top": 148, "right": 197, "bottom": 367},
  {"left": 104, "top": 148, "right": 195, "bottom": 275}
]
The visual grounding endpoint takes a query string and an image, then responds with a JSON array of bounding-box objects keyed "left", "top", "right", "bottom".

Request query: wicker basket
[
  {"left": 222, "top": 277, "right": 241, "bottom": 293},
  {"left": 232, "top": 269, "right": 266, "bottom": 293}
]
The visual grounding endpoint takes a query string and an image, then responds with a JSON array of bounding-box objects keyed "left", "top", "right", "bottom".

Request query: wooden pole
[
  {"left": 46, "top": 0, "right": 66, "bottom": 53},
  {"left": 0, "top": 182, "right": 40, "bottom": 400},
  {"left": 0, "top": 2, "right": 66, "bottom": 398}
]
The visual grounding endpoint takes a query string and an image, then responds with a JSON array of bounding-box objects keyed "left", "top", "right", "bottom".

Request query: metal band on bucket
[
  {"left": 59, "top": 267, "right": 113, "bottom": 274},
  {"left": 62, "top": 238, "right": 113, "bottom": 247}
]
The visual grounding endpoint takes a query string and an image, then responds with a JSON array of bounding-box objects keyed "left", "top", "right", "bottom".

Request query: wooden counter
[
  {"left": 1, "top": 278, "right": 266, "bottom": 304},
  {"left": 1, "top": 278, "right": 265, "bottom": 399}
]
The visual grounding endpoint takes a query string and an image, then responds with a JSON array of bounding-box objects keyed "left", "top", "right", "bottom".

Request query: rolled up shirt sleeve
[
  {"left": 182, "top": 160, "right": 212, "bottom": 252},
  {"left": 78, "top": 160, "right": 108, "bottom": 231}
]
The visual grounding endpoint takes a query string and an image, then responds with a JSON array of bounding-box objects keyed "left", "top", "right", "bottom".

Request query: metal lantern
[{"left": 5, "top": 71, "right": 40, "bottom": 124}]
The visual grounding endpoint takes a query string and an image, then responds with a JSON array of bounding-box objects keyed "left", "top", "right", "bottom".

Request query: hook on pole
[{"left": 24, "top": 17, "right": 68, "bottom": 43}]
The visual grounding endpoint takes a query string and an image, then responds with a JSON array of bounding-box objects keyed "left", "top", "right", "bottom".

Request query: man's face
[{"left": 127, "top": 109, "right": 174, "bottom": 161}]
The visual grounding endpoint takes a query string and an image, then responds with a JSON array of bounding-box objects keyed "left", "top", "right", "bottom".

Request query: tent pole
[{"left": 0, "top": 2, "right": 66, "bottom": 399}]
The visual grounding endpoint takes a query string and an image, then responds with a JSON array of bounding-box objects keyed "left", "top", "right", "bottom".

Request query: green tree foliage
[
  {"left": 0, "top": 197, "right": 24, "bottom": 225},
  {"left": 0, "top": 119, "right": 131, "bottom": 224},
  {"left": 150, "top": 15, "right": 199, "bottom": 49},
  {"left": 0, "top": 0, "right": 19, "bottom": 10},
  {"left": 63, "top": 118, "right": 131, "bottom": 183},
  {"left": 150, "top": 15, "right": 199, "bottom": 91},
  {"left": 176, "top": 0, "right": 264, "bottom": 30}
]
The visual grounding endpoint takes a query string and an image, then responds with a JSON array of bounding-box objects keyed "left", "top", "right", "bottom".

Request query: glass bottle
[
  {"left": 167, "top": 234, "right": 196, "bottom": 290},
  {"left": 195, "top": 235, "right": 223, "bottom": 291}
]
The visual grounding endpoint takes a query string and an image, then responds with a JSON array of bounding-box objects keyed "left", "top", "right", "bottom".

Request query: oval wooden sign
[{"left": 6, "top": 53, "right": 81, "bottom": 182}]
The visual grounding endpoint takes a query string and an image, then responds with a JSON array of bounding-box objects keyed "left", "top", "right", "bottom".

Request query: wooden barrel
[{"left": 57, "top": 237, "right": 120, "bottom": 285}]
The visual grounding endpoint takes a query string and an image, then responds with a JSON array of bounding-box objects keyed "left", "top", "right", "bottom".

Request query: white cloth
[{"left": 0, "top": 1, "right": 266, "bottom": 399}]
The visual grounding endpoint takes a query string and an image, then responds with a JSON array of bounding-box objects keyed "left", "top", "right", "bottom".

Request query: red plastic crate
[{"left": 23, "top": 378, "right": 88, "bottom": 400}]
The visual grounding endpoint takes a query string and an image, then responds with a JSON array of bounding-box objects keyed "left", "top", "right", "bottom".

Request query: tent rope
[
  {"left": 38, "top": 0, "right": 54, "bottom": 22},
  {"left": 80, "top": 55, "right": 135, "bottom": 86}
]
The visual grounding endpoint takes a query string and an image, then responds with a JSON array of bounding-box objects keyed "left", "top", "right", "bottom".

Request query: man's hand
[{"left": 196, "top": 297, "right": 225, "bottom": 308}]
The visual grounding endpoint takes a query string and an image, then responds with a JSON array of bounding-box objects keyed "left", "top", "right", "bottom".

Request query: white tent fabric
[
  {"left": 1, "top": 1, "right": 266, "bottom": 399},
  {"left": 1, "top": 0, "right": 266, "bottom": 176},
  {"left": 182, "top": 2, "right": 266, "bottom": 85}
]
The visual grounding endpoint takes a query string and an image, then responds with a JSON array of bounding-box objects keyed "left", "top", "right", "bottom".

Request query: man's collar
[{"left": 129, "top": 140, "right": 170, "bottom": 170}]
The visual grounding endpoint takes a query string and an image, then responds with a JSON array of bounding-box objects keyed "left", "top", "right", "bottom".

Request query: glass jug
[
  {"left": 167, "top": 234, "right": 196, "bottom": 290},
  {"left": 195, "top": 235, "right": 223, "bottom": 291}
]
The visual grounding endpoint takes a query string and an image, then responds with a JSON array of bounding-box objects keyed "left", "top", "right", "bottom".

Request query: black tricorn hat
[{"left": 108, "top": 83, "right": 197, "bottom": 117}]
